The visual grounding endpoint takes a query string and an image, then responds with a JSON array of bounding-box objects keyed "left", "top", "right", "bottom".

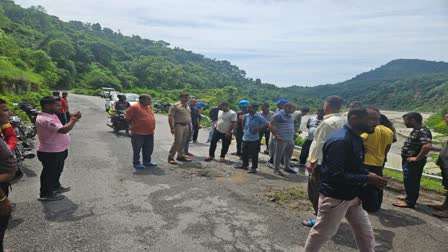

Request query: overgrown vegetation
[
  {"left": 384, "top": 169, "right": 445, "bottom": 194},
  {"left": 427, "top": 109, "right": 448, "bottom": 135}
]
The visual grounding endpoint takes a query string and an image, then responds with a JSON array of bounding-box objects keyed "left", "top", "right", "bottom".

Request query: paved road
[{"left": 6, "top": 95, "right": 448, "bottom": 251}]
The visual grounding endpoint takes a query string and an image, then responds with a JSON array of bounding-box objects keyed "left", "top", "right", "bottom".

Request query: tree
[{"left": 47, "top": 39, "right": 75, "bottom": 61}]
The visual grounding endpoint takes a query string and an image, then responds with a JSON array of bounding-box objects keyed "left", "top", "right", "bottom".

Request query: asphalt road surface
[{"left": 6, "top": 94, "right": 448, "bottom": 252}]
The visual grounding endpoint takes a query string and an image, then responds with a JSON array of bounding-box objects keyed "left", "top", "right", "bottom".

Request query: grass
[
  {"left": 265, "top": 186, "right": 312, "bottom": 212},
  {"left": 384, "top": 168, "right": 445, "bottom": 194}
]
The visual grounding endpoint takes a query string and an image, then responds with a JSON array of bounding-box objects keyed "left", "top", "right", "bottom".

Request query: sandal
[
  {"left": 302, "top": 218, "right": 316, "bottom": 228},
  {"left": 393, "top": 200, "right": 414, "bottom": 208},
  {"left": 168, "top": 159, "right": 178, "bottom": 165}
]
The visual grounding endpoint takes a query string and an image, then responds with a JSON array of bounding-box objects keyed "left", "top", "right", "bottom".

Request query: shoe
[
  {"left": 38, "top": 194, "right": 65, "bottom": 201},
  {"left": 143, "top": 162, "right": 157, "bottom": 167},
  {"left": 234, "top": 165, "right": 248, "bottom": 170},
  {"left": 284, "top": 168, "right": 297, "bottom": 174},
  {"left": 186, "top": 153, "right": 195, "bottom": 157},
  {"left": 302, "top": 218, "right": 316, "bottom": 227},
  {"left": 204, "top": 157, "right": 214, "bottom": 162},
  {"left": 134, "top": 164, "right": 145, "bottom": 170},
  {"left": 168, "top": 159, "right": 178, "bottom": 165},
  {"left": 248, "top": 169, "right": 257, "bottom": 174},
  {"left": 177, "top": 157, "right": 192, "bottom": 162},
  {"left": 54, "top": 186, "right": 71, "bottom": 194}
]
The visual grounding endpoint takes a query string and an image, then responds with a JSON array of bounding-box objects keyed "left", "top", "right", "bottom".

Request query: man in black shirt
[
  {"left": 304, "top": 108, "right": 387, "bottom": 252},
  {"left": 207, "top": 106, "right": 220, "bottom": 143},
  {"left": 393, "top": 112, "right": 432, "bottom": 208}
]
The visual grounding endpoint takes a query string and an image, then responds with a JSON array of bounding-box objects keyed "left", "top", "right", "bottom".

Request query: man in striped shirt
[{"left": 270, "top": 103, "right": 296, "bottom": 176}]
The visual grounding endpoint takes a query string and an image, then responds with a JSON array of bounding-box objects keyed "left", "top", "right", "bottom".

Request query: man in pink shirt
[{"left": 36, "top": 96, "right": 81, "bottom": 201}]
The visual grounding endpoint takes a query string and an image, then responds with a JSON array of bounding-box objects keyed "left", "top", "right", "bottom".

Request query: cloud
[{"left": 15, "top": 0, "right": 448, "bottom": 86}]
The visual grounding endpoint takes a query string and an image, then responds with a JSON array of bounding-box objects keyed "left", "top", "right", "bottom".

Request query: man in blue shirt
[
  {"left": 304, "top": 108, "right": 387, "bottom": 252},
  {"left": 235, "top": 104, "right": 267, "bottom": 173}
]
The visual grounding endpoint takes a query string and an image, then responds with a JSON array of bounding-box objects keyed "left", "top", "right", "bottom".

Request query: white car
[{"left": 109, "top": 93, "right": 139, "bottom": 112}]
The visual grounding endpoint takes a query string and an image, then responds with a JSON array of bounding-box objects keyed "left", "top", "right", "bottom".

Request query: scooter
[{"left": 107, "top": 111, "right": 130, "bottom": 135}]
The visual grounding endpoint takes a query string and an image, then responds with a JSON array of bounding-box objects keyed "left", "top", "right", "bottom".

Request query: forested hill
[
  {"left": 293, "top": 59, "right": 448, "bottom": 111},
  {"left": 1, "top": 0, "right": 448, "bottom": 111},
  {"left": 0, "top": 0, "right": 265, "bottom": 91}
]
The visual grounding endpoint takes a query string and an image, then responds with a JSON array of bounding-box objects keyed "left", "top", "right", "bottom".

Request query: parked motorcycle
[{"left": 9, "top": 115, "right": 36, "bottom": 183}]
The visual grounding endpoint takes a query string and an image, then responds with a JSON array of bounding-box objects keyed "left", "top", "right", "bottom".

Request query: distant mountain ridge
[{"left": 294, "top": 59, "right": 448, "bottom": 111}]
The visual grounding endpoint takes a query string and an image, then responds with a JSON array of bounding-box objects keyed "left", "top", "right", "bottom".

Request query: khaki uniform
[{"left": 168, "top": 102, "right": 192, "bottom": 160}]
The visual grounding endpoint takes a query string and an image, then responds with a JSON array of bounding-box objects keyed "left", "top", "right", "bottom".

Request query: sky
[{"left": 15, "top": 0, "right": 448, "bottom": 87}]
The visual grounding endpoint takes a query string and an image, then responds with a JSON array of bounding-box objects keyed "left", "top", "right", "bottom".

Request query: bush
[{"left": 427, "top": 111, "right": 448, "bottom": 134}]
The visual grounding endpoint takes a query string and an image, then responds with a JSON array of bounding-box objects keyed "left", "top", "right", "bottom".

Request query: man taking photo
[{"left": 36, "top": 96, "right": 81, "bottom": 201}]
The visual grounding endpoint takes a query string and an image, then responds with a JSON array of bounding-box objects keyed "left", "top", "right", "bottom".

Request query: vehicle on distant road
[{"left": 101, "top": 87, "right": 116, "bottom": 98}]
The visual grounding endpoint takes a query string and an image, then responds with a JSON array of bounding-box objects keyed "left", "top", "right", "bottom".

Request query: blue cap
[
  {"left": 195, "top": 101, "right": 206, "bottom": 109},
  {"left": 238, "top": 99, "right": 250, "bottom": 107},
  {"left": 276, "top": 98, "right": 288, "bottom": 106}
]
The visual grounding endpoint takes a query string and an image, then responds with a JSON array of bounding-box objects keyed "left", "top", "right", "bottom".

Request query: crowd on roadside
[{"left": 0, "top": 91, "right": 447, "bottom": 251}]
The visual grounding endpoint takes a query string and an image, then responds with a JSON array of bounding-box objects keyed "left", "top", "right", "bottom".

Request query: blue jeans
[
  {"left": 131, "top": 134, "right": 154, "bottom": 165},
  {"left": 402, "top": 159, "right": 426, "bottom": 207}
]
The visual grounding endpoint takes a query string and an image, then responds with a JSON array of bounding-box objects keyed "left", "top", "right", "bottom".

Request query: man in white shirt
[
  {"left": 303, "top": 96, "right": 345, "bottom": 227},
  {"left": 205, "top": 102, "right": 237, "bottom": 162}
]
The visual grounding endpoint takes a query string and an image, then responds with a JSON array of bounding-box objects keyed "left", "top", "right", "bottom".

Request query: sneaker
[
  {"left": 134, "top": 164, "right": 145, "bottom": 170},
  {"left": 54, "top": 186, "right": 71, "bottom": 194},
  {"left": 284, "top": 168, "right": 297, "bottom": 174},
  {"left": 38, "top": 194, "right": 65, "bottom": 201},
  {"left": 143, "top": 162, "right": 157, "bottom": 167}
]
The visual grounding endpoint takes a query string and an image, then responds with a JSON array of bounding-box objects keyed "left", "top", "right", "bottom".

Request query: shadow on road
[
  {"left": 332, "top": 223, "right": 395, "bottom": 251},
  {"left": 374, "top": 208, "right": 426, "bottom": 228},
  {"left": 40, "top": 197, "right": 94, "bottom": 222},
  {"left": 133, "top": 167, "right": 166, "bottom": 176}
]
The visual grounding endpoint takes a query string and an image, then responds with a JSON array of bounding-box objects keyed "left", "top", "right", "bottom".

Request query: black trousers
[
  {"left": 234, "top": 129, "right": 243, "bottom": 155},
  {"left": 258, "top": 128, "right": 271, "bottom": 151},
  {"left": 38, "top": 150, "right": 68, "bottom": 197},
  {"left": 209, "top": 130, "right": 232, "bottom": 158},
  {"left": 131, "top": 134, "right": 154, "bottom": 165},
  {"left": 360, "top": 165, "right": 384, "bottom": 212},
  {"left": 242, "top": 141, "right": 260, "bottom": 170},
  {"left": 299, "top": 139, "right": 313, "bottom": 165},
  {"left": 192, "top": 124, "right": 200, "bottom": 142},
  {"left": 0, "top": 183, "right": 11, "bottom": 252}
]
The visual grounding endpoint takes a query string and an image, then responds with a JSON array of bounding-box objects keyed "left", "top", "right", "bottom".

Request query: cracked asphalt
[{"left": 5, "top": 94, "right": 448, "bottom": 251}]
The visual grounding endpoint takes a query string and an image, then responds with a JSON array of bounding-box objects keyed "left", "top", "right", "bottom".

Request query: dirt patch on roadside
[{"left": 264, "top": 186, "right": 313, "bottom": 212}]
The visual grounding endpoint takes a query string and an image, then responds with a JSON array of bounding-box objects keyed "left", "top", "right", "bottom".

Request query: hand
[
  {"left": 367, "top": 173, "right": 388, "bottom": 189},
  {"left": 305, "top": 162, "right": 316, "bottom": 173},
  {"left": 407, "top": 157, "right": 418, "bottom": 162},
  {"left": 170, "top": 128, "right": 175, "bottom": 135},
  {"left": 71, "top": 111, "right": 82, "bottom": 121}
]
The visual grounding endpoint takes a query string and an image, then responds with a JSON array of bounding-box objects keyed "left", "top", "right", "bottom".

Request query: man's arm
[
  {"left": 58, "top": 112, "right": 81, "bottom": 134},
  {"left": 408, "top": 130, "right": 432, "bottom": 162},
  {"left": 307, "top": 122, "right": 330, "bottom": 164}
]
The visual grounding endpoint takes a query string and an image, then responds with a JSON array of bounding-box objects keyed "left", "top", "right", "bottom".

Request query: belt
[{"left": 175, "top": 122, "right": 189, "bottom": 126}]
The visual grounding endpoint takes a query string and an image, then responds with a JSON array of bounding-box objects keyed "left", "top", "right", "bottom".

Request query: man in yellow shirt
[{"left": 360, "top": 107, "right": 393, "bottom": 212}]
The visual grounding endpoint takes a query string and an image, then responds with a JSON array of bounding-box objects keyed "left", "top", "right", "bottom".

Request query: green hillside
[{"left": 0, "top": 0, "right": 447, "bottom": 113}]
